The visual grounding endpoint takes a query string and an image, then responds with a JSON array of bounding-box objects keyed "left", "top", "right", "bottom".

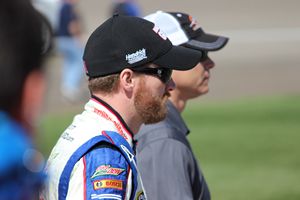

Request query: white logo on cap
[
  {"left": 126, "top": 48, "right": 147, "bottom": 64},
  {"left": 152, "top": 26, "right": 167, "bottom": 40}
]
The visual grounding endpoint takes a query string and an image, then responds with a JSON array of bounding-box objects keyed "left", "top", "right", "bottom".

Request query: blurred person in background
[
  {"left": 136, "top": 11, "right": 229, "bottom": 200},
  {"left": 111, "top": 0, "right": 141, "bottom": 17},
  {"left": 56, "top": 0, "right": 84, "bottom": 102},
  {"left": 41, "top": 15, "right": 202, "bottom": 200},
  {"left": 0, "top": 0, "right": 52, "bottom": 199},
  {"left": 32, "top": 0, "right": 62, "bottom": 30}
]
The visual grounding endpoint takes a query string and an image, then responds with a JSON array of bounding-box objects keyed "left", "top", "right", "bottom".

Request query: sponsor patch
[
  {"left": 93, "top": 179, "right": 123, "bottom": 190},
  {"left": 125, "top": 48, "right": 147, "bottom": 64},
  {"left": 188, "top": 15, "right": 197, "bottom": 30},
  {"left": 152, "top": 26, "right": 167, "bottom": 40},
  {"left": 91, "top": 165, "right": 125, "bottom": 178},
  {"left": 61, "top": 131, "right": 74, "bottom": 142},
  {"left": 136, "top": 191, "right": 146, "bottom": 200}
]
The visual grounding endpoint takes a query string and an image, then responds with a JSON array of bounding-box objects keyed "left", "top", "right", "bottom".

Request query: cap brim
[
  {"left": 153, "top": 45, "right": 202, "bottom": 70},
  {"left": 184, "top": 28, "right": 229, "bottom": 51}
]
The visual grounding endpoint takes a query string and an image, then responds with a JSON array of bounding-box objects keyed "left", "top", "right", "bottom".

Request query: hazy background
[{"left": 43, "top": 0, "right": 300, "bottom": 113}]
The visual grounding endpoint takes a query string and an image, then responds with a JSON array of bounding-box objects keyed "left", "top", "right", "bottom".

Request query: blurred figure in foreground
[
  {"left": 111, "top": 0, "right": 141, "bottom": 17},
  {"left": 56, "top": 0, "right": 84, "bottom": 102},
  {"left": 0, "top": 0, "right": 52, "bottom": 199},
  {"left": 136, "top": 11, "right": 229, "bottom": 200}
]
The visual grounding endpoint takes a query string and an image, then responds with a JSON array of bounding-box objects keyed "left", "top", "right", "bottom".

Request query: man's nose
[{"left": 203, "top": 57, "right": 215, "bottom": 70}]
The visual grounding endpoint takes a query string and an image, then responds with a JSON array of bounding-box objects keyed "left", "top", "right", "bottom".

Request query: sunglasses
[{"left": 132, "top": 67, "right": 173, "bottom": 84}]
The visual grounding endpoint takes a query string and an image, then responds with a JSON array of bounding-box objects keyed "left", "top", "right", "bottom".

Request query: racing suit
[{"left": 41, "top": 96, "right": 146, "bottom": 200}]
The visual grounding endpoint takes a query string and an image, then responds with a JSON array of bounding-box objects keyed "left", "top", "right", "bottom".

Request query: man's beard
[{"left": 134, "top": 80, "right": 170, "bottom": 124}]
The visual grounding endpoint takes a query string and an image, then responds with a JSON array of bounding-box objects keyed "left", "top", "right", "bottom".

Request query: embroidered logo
[
  {"left": 152, "top": 26, "right": 167, "bottom": 40},
  {"left": 188, "top": 15, "right": 197, "bottom": 30},
  {"left": 91, "top": 165, "right": 125, "bottom": 179},
  {"left": 93, "top": 179, "right": 123, "bottom": 190},
  {"left": 61, "top": 132, "right": 74, "bottom": 142},
  {"left": 125, "top": 48, "right": 147, "bottom": 64}
]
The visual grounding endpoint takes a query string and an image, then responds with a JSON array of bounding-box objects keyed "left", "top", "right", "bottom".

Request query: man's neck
[
  {"left": 169, "top": 90, "right": 188, "bottom": 113},
  {"left": 92, "top": 93, "right": 142, "bottom": 135}
]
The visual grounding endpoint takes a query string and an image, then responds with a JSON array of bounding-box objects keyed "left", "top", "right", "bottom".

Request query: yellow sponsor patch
[
  {"left": 136, "top": 191, "right": 146, "bottom": 200},
  {"left": 93, "top": 179, "right": 123, "bottom": 190}
]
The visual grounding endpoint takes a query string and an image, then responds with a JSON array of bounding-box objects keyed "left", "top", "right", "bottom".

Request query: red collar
[{"left": 90, "top": 95, "right": 134, "bottom": 141}]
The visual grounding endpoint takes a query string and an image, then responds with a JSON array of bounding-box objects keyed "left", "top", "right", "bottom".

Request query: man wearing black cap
[
  {"left": 42, "top": 15, "right": 202, "bottom": 200},
  {"left": 135, "top": 11, "right": 229, "bottom": 200}
]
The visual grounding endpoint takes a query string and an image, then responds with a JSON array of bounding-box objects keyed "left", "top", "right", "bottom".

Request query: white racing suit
[{"left": 41, "top": 96, "right": 146, "bottom": 200}]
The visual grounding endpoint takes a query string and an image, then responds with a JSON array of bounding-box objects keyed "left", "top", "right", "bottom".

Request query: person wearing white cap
[{"left": 135, "top": 11, "right": 229, "bottom": 200}]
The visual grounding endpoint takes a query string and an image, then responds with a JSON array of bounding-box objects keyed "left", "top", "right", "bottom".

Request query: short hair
[
  {"left": 88, "top": 74, "right": 120, "bottom": 94},
  {"left": 0, "top": 0, "right": 52, "bottom": 113}
]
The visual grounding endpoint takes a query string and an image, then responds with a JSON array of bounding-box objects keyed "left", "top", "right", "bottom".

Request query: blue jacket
[{"left": 0, "top": 111, "right": 44, "bottom": 200}]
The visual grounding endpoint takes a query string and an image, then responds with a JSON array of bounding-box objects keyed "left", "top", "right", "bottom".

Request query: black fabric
[
  {"left": 83, "top": 15, "right": 201, "bottom": 78},
  {"left": 88, "top": 141, "right": 119, "bottom": 152}
]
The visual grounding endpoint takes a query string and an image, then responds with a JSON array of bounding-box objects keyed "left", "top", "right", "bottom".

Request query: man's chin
[
  {"left": 144, "top": 113, "right": 166, "bottom": 124},
  {"left": 143, "top": 100, "right": 168, "bottom": 124},
  {"left": 162, "top": 94, "right": 169, "bottom": 104}
]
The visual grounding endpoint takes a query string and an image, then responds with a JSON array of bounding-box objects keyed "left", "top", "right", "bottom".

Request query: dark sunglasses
[{"left": 132, "top": 67, "right": 173, "bottom": 84}]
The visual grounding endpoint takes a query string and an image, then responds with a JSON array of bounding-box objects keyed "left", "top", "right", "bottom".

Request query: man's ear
[
  {"left": 119, "top": 68, "right": 136, "bottom": 92},
  {"left": 21, "top": 70, "right": 45, "bottom": 132}
]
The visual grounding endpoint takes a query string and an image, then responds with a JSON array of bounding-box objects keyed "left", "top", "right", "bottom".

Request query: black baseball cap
[
  {"left": 144, "top": 11, "right": 229, "bottom": 51},
  {"left": 83, "top": 14, "right": 202, "bottom": 78}
]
